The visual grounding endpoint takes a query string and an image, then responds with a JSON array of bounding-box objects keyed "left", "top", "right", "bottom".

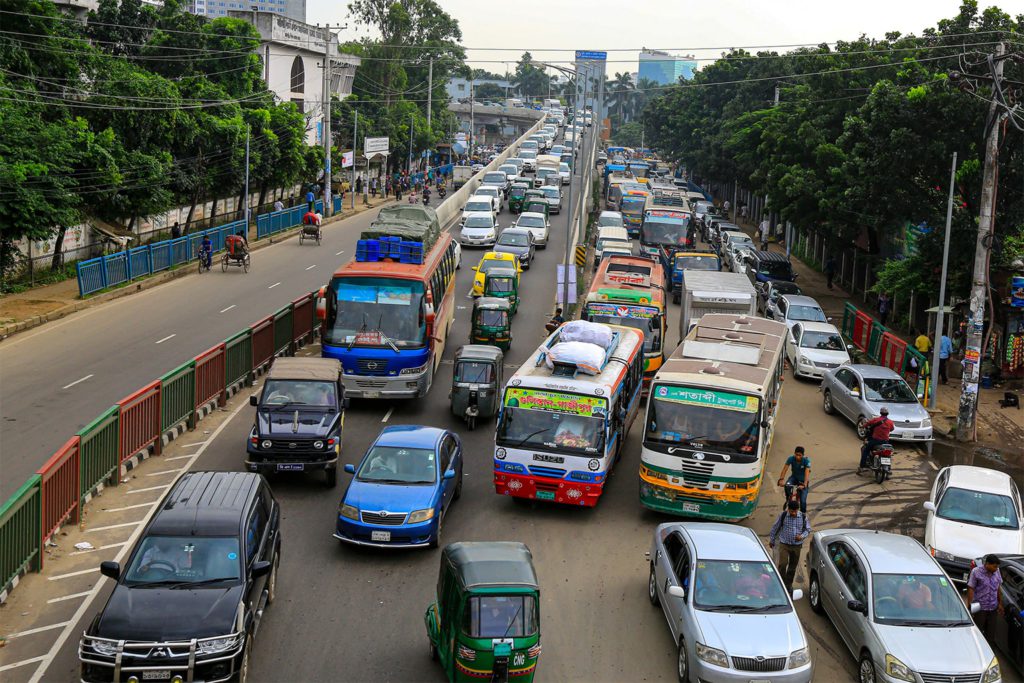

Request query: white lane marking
[
  {"left": 30, "top": 398, "right": 251, "bottom": 683},
  {"left": 146, "top": 467, "right": 185, "bottom": 477},
  {"left": 335, "top": 249, "right": 345, "bottom": 256},
  {"left": 5, "top": 621, "right": 71, "bottom": 640},
  {"left": 102, "top": 502, "right": 153, "bottom": 513},
  {"left": 62, "top": 374, "right": 94, "bottom": 390},
  {"left": 0, "top": 656, "right": 47, "bottom": 673},
  {"left": 86, "top": 520, "right": 144, "bottom": 533},
  {"left": 155, "top": 333, "right": 176, "bottom": 344},
  {"left": 48, "top": 567, "right": 98, "bottom": 581},
  {"left": 382, "top": 407, "right": 394, "bottom": 423},
  {"left": 71, "top": 541, "right": 129, "bottom": 556},
  {"left": 219, "top": 304, "right": 236, "bottom": 313},
  {"left": 929, "top": 461, "right": 939, "bottom": 471},
  {"left": 126, "top": 484, "right": 171, "bottom": 495},
  {"left": 305, "top": 264, "right": 317, "bottom": 271},
  {"left": 268, "top": 282, "right": 281, "bottom": 289},
  {"left": 48, "top": 591, "right": 93, "bottom": 604}
]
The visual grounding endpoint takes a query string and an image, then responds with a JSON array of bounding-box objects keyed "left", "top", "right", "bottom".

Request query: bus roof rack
[{"left": 538, "top": 329, "right": 621, "bottom": 377}]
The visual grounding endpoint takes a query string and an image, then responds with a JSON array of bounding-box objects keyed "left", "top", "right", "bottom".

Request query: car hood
[
  {"left": 96, "top": 584, "right": 242, "bottom": 640},
  {"left": 869, "top": 401, "right": 929, "bottom": 424},
  {"left": 257, "top": 410, "right": 336, "bottom": 438},
  {"left": 494, "top": 245, "right": 530, "bottom": 258},
  {"left": 462, "top": 226, "right": 495, "bottom": 235},
  {"left": 694, "top": 609, "right": 806, "bottom": 657},
  {"left": 800, "top": 348, "right": 851, "bottom": 365},
  {"left": 875, "top": 623, "right": 992, "bottom": 674},
  {"left": 345, "top": 480, "right": 437, "bottom": 514},
  {"left": 930, "top": 515, "right": 1024, "bottom": 558}
]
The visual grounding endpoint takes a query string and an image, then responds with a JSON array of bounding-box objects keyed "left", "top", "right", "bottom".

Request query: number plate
[
  {"left": 277, "top": 463, "right": 304, "bottom": 472},
  {"left": 370, "top": 530, "right": 391, "bottom": 542},
  {"left": 535, "top": 491, "right": 555, "bottom": 501},
  {"left": 963, "top": 572, "right": 970, "bottom": 582},
  {"left": 363, "top": 391, "right": 382, "bottom": 399},
  {"left": 142, "top": 672, "right": 171, "bottom": 681},
  {"left": 879, "top": 457, "right": 892, "bottom": 466},
  {"left": 682, "top": 502, "right": 700, "bottom": 513}
]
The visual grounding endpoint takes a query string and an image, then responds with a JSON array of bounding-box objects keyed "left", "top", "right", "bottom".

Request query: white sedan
[
  {"left": 459, "top": 212, "right": 498, "bottom": 247},
  {"left": 784, "top": 321, "right": 851, "bottom": 380},
  {"left": 513, "top": 212, "right": 550, "bottom": 248},
  {"left": 474, "top": 185, "right": 503, "bottom": 213}
]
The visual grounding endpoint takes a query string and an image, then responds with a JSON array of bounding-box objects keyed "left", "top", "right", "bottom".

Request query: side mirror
[
  {"left": 342, "top": 397, "right": 351, "bottom": 409},
  {"left": 252, "top": 560, "right": 272, "bottom": 578},
  {"left": 970, "top": 602, "right": 982, "bottom": 614},
  {"left": 100, "top": 561, "right": 120, "bottom": 581},
  {"left": 792, "top": 589, "right": 804, "bottom": 601},
  {"left": 847, "top": 599, "right": 868, "bottom": 615},
  {"left": 444, "top": 469, "right": 456, "bottom": 480},
  {"left": 667, "top": 585, "right": 687, "bottom": 599},
  {"left": 923, "top": 501, "right": 937, "bottom": 512},
  {"left": 827, "top": 316, "right": 834, "bottom": 323},
  {"left": 471, "top": 266, "right": 478, "bottom": 271},
  {"left": 344, "top": 463, "right": 356, "bottom": 474},
  {"left": 249, "top": 394, "right": 259, "bottom": 406},
  {"left": 847, "top": 344, "right": 856, "bottom": 352},
  {"left": 851, "top": 388, "right": 860, "bottom": 397}
]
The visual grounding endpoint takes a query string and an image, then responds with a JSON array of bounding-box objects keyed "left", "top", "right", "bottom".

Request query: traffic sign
[{"left": 575, "top": 50, "right": 607, "bottom": 61}]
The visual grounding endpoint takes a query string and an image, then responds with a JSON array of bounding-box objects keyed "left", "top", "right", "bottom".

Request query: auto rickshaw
[
  {"left": 450, "top": 344, "right": 503, "bottom": 430},
  {"left": 508, "top": 183, "right": 530, "bottom": 214},
  {"left": 469, "top": 297, "right": 512, "bottom": 352},
  {"left": 425, "top": 542, "right": 541, "bottom": 682},
  {"left": 523, "top": 200, "right": 549, "bottom": 220},
  {"left": 482, "top": 269, "right": 518, "bottom": 315},
  {"left": 524, "top": 188, "right": 546, "bottom": 208}
]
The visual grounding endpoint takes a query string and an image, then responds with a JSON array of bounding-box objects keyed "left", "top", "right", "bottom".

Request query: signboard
[
  {"left": 504, "top": 387, "right": 607, "bottom": 417},
  {"left": 341, "top": 151, "right": 353, "bottom": 168},
  {"left": 575, "top": 50, "right": 608, "bottom": 61},
  {"left": 1011, "top": 276, "right": 1024, "bottom": 308},
  {"left": 653, "top": 385, "right": 759, "bottom": 413},
  {"left": 587, "top": 302, "right": 657, "bottom": 319},
  {"left": 364, "top": 137, "right": 389, "bottom": 155},
  {"left": 646, "top": 209, "right": 687, "bottom": 220},
  {"left": 556, "top": 264, "right": 577, "bottom": 305}
]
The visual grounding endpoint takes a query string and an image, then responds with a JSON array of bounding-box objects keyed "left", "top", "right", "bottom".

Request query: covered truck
[{"left": 678, "top": 270, "right": 758, "bottom": 339}]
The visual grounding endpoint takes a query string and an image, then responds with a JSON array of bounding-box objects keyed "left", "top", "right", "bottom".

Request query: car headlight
[
  {"left": 261, "top": 440, "right": 272, "bottom": 450},
  {"left": 339, "top": 504, "right": 359, "bottom": 520},
  {"left": 983, "top": 657, "right": 1001, "bottom": 683},
  {"left": 788, "top": 647, "right": 811, "bottom": 669},
  {"left": 91, "top": 639, "right": 119, "bottom": 656},
  {"left": 314, "top": 440, "right": 324, "bottom": 450},
  {"left": 885, "top": 654, "right": 915, "bottom": 682},
  {"left": 799, "top": 355, "right": 812, "bottom": 366},
  {"left": 197, "top": 636, "right": 239, "bottom": 655},
  {"left": 407, "top": 508, "right": 435, "bottom": 524},
  {"left": 695, "top": 642, "right": 728, "bottom": 668},
  {"left": 401, "top": 362, "right": 428, "bottom": 375},
  {"left": 930, "top": 546, "right": 956, "bottom": 562},
  {"left": 922, "top": 417, "right": 932, "bottom": 428}
]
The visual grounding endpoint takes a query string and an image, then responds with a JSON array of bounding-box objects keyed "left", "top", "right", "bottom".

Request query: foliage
[
  {"left": 511, "top": 52, "right": 553, "bottom": 100},
  {"left": 612, "top": 122, "right": 645, "bottom": 148}
]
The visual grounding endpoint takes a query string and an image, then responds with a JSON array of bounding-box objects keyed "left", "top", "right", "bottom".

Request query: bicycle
[{"left": 197, "top": 248, "right": 212, "bottom": 273}]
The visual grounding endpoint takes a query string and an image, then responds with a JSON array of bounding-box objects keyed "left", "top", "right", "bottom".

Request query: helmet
[{"left": 879, "top": 407, "right": 889, "bottom": 415}]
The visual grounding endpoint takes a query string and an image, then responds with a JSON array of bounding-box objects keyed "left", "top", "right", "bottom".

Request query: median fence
[{"left": 0, "top": 291, "right": 321, "bottom": 601}]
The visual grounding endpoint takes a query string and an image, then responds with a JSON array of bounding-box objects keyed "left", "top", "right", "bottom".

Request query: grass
[{"left": 1, "top": 262, "right": 79, "bottom": 295}]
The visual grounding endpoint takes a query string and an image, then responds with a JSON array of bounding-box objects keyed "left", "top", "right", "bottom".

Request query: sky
[{"left": 307, "top": 0, "right": 1024, "bottom": 75}]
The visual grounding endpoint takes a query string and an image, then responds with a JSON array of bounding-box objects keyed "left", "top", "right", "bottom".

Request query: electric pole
[
  {"left": 408, "top": 113, "right": 414, "bottom": 174},
  {"left": 426, "top": 57, "right": 433, "bottom": 130},
  {"left": 469, "top": 79, "right": 475, "bottom": 160},
  {"left": 322, "top": 27, "right": 332, "bottom": 217},
  {"left": 351, "top": 111, "right": 357, "bottom": 210},
  {"left": 930, "top": 152, "right": 957, "bottom": 409},
  {"left": 243, "top": 124, "right": 250, "bottom": 228}
]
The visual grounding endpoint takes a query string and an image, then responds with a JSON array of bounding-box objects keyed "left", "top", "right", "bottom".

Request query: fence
[
  {"left": 255, "top": 200, "right": 324, "bottom": 240},
  {"left": 839, "top": 301, "right": 934, "bottom": 398},
  {"left": 0, "top": 289, "right": 321, "bottom": 601}
]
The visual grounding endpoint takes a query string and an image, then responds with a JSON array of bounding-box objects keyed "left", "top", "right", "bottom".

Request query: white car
[
  {"left": 775, "top": 294, "right": 829, "bottom": 332},
  {"left": 513, "top": 212, "right": 550, "bottom": 248},
  {"left": 924, "top": 465, "right": 1024, "bottom": 583},
  {"left": 498, "top": 164, "right": 520, "bottom": 185},
  {"left": 461, "top": 196, "right": 497, "bottom": 223},
  {"left": 785, "top": 321, "right": 851, "bottom": 380},
  {"left": 558, "top": 162, "right": 571, "bottom": 185},
  {"left": 597, "top": 210, "right": 625, "bottom": 229},
  {"left": 518, "top": 150, "right": 537, "bottom": 172},
  {"left": 459, "top": 212, "right": 498, "bottom": 247},
  {"left": 474, "top": 186, "right": 503, "bottom": 213},
  {"left": 539, "top": 185, "right": 562, "bottom": 214}
]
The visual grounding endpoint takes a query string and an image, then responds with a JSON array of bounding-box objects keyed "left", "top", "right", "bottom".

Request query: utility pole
[
  {"left": 930, "top": 152, "right": 957, "bottom": 409},
  {"left": 563, "top": 64, "right": 583, "bottom": 312},
  {"left": 426, "top": 57, "right": 434, "bottom": 130},
  {"left": 957, "top": 42, "right": 1006, "bottom": 441},
  {"left": 243, "top": 124, "right": 250, "bottom": 227},
  {"left": 351, "top": 111, "right": 357, "bottom": 210},
  {"left": 469, "top": 79, "right": 475, "bottom": 160},
  {"left": 408, "top": 113, "right": 414, "bottom": 174},
  {"left": 322, "top": 26, "right": 332, "bottom": 217}
]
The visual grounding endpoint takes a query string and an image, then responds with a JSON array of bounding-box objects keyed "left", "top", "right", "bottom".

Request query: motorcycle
[
  {"left": 864, "top": 440, "right": 894, "bottom": 483},
  {"left": 438, "top": 186, "right": 447, "bottom": 199},
  {"left": 422, "top": 192, "right": 431, "bottom": 206}
]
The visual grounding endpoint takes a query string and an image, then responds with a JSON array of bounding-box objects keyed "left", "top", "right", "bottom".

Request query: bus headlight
[
  {"left": 588, "top": 459, "right": 600, "bottom": 471},
  {"left": 495, "top": 448, "right": 507, "bottom": 460},
  {"left": 401, "top": 362, "right": 428, "bottom": 375}
]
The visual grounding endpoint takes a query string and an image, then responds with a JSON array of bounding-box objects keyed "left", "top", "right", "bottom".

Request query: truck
[
  {"left": 535, "top": 154, "right": 561, "bottom": 187},
  {"left": 452, "top": 165, "right": 476, "bottom": 189},
  {"left": 678, "top": 270, "right": 758, "bottom": 340}
]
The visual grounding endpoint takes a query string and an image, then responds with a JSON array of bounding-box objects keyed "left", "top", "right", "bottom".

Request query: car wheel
[
  {"left": 808, "top": 572, "right": 824, "bottom": 614},
  {"left": 858, "top": 652, "right": 876, "bottom": 683},
  {"left": 648, "top": 564, "right": 659, "bottom": 606},
  {"left": 823, "top": 390, "right": 835, "bottom": 415},
  {"left": 856, "top": 416, "right": 868, "bottom": 439},
  {"left": 266, "top": 550, "right": 279, "bottom": 605},
  {"left": 325, "top": 467, "right": 337, "bottom": 488},
  {"left": 237, "top": 634, "right": 252, "bottom": 683},
  {"left": 430, "top": 514, "right": 442, "bottom": 549},
  {"left": 677, "top": 638, "right": 689, "bottom": 683}
]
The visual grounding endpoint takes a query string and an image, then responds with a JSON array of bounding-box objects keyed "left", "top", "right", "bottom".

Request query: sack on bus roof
[
  {"left": 544, "top": 341, "right": 605, "bottom": 376},
  {"left": 557, "top": 320, "right": 614, "bottom": 349}
]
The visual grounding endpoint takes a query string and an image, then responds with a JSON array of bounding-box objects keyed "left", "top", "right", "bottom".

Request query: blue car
[{"left": 334, "top": 426, "right": 463, "bottom": 549}]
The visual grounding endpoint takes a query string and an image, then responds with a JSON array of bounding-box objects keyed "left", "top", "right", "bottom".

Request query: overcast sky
[{"left": 308, "top": 0, "right": 1024, "bottom": 75}]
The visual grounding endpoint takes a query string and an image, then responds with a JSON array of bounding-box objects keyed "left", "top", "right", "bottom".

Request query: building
[
  {"left": 229, "top": 11, "right": 360, "bottom": 146},
  {"left": 446, "top": 77, "right": 512, "bottom": 102},
  {"left": 638, "top": 49, "right": 698, "bottom": 85},
  {"left": 196, "top": 0, "right": 304, "bottom": 21}
]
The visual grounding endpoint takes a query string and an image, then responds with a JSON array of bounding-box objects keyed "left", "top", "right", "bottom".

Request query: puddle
[{"left": 931, "top": 439, "right": 1024, "bottom": 487}]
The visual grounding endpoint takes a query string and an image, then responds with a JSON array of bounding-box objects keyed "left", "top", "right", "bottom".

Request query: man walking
[
  {"left": 939, "top": 333, "right": 953, "bottom": 384},
  {"left": 777, "top": 446, "right": 811, "bottom": 514},
  {"left": 305, "top": 188, "right": 315, "bottom": 212},
  {"left": 877, "top": 292, "right": 891, "bottom": 326},
  {"left": 769, "top": 500, "right": 811, "bottom": 593},
  {"left": 273, "top": 198, "right": 284, "bottom": 213},
  {"left": 967, "top": 554, "right": 1003, "bottom": 638},
  {"left": 824, "top": 255, "right": 837, "bottom": 290}
]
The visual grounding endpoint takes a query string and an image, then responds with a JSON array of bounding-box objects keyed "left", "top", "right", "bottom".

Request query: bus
[
  {"left": 493, "top": 323, "right": 645, "bottom": 507},
  {"left": 318, "top": 234, "right": 459, "bottom": 398},
  {"left": 640, "top": 208, "right": 694, "bottom": 266},
  {"left": 604, "top": 167, "right": 634, "bottom": 210},
  {"left": 583, "top": 255, "right": 666, "bottom": 392},
  {"left": 639, "top": 314, "right": 787, "bottom": 521},
  {"left": 620, "top": 186, "right": 652, "bottom": 237}
]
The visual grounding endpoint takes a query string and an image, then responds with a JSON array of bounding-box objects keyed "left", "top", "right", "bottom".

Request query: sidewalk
[{"left": 0, "top": 197, "right": 391, "bottom": 340}]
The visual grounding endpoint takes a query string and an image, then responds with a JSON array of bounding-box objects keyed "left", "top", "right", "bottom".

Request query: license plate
[
  {"left": 363, "top": 391, "right": 381, "bottom": 399},
  {"left": 277, "top": 463, "right": 304, "bottom": 472},
  {"left": 371, "top": 530, "right": 391, "bottom": 542},
  {"left": 963, "top": 572, "right": 970, "bottom": 581},
  {"left": 535, "top": 491, "right": 555, "bottom": 501},
  {"left": 142, "top": 672, "right": 171, "bottom": 681},
  {"left": 879, "top": 457, "right": 892, "bottom": 466},
  {"left": 682, "top": 502, "right": 700, "bottom": 513}
]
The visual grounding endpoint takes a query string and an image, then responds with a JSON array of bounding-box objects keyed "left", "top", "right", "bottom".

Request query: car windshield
[
  {"left": 771, "top": 283, "right": 802, "bottom": 297},
  {"left": 262, "top": 379, "right": 336, "bottom": 407},
  {"left": 541, "top": 188, "right": 559, "bottom": 199},
  {"left": 693, "top": 560, "right": 791, "bottom": 613},
  {"left": 759, "top": 261, "right": 794, "bottom": 278},
  {"left": 597, "top": 238, "right": 630, "bottom": 251},
  {"left": 787, "top": 305, "right": 827, "bottom": 322},
  {"left": 454, "top": 360, "right": 494, "bottom": 383},
  {"left": 520, "top": 151, "right": 537, "bottom": 159},
  {"left": 477, "top": 188, "right": 498, "bottom": 197},
  {"left": 356, "top": 445, "right": 436, "bottom": 484},
  {"left": 872, "top": 574, "right": 972, "bottom": 626},
  {"left": 800, "top": 331, "right": 844, "bottom": 351},
  {"left": 464, "top": 216, "right": 494, "bottom": 229},
  {"left": 675, "top": 255, "right": 719, "bottom": 271},
  {"left": 124, "top": 536, "right": 242, "bottom": 586},
  {"left": 463, "top": 595, "right": 538, "bottom": 638},
  {"left": 598, "top": 216, "right": 623, "bottom": 227},
  {"left": 498, "top": 232, "right": 530, "bottom": 247},
  {"left": 646, "top": 385, "right": 761, "bottom": 460},
  {"left": 326, "top": 277, "right": 425, "bottom": 348},
  {"left": 484, "top": 173, "right": 505, "bottom": 184},
  {"left": 863, "top": 377, "right": 918, "bottom": 403},
  {"left": 936, "top": 487, "right": 1020, "bottom": 529},
  {"left": 518, "top": 216, "right": 545, "bottom": 228},
  {"left": 466, "top": 202, "right": 491, "bottom": 212},
  {"left": 476, "top": 308, "right": 509, "bottom": 326},
  {"left": 496, "top": 388, "right": 607, "bottom": 455}
]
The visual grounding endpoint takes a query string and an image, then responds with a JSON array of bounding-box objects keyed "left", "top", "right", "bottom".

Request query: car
[
  {"left": 80, "top": 471, "right": 280, "bottom": 683},
  {"left": 460, "top": 212, "right": 499, "bottom": 247},
  {"left": 539, "top": 185, "right": 562, "bottom": 213},
  {"left": 597, "top": 151, "right": 608, "bottom": 164},
  {"left": 648, "top": 522, "right": 813, "bottom": 683},
  {"left": 498, "top": 163, "right": 520, "bottom": 185},
  {"left": 505, "top": 157, "right": 525, "bottom": 174},
  {"left": 474, "top": 185, "right": 503, "bottom": 213},
  {"left": 519, "top": 140, "right": 539, "bottom": 153},
  {"left": 597, "top": 210, "right": 625, "bottom": 229},
  {"left": 461, "top": 196, "right": 498, "bottom": 224},
  {"left": 471, "top": 162, "right": 484, "bottom": 173},
  {"left": 772, "top": 294, "right": 829, "bottom": 331},
  {"left": 471, "top": 251, "right": 521, "bottom": 297},
  {"left": 720, "top": 230, "right": 754, "bottom": 260},
  {"left": 744, "top": 250, "right": 798, "bottom": 286},
  {"left": 512, "top": 211, "right": 550, "bottom": 248},
  {"left": 335, "top": 426, "right": 463, "bottom": 549},
  {"left": 923, "top": 466, "right": 1024, "bottom": 583},
  {"left": 785, "top": 321, "right": 851, "bottom": 380},
  {"left": 806, "top": 529, "right": 1000, "bottom": 683},
  {"left": 758, "top": 280, "right": 803, "bottom": 316},
  {"left": 481, "top": 171, "right": 510, "bottom": 197},
  {"left": 820, "top": 364, "right": 934, "bottom": 441},
  {"left": 493, "top": 227, "right": 536, "bottom": 268},
  {"left": 518, "top": 149, "right": 538, "bottom": 172},
  {"left": 558, "top": 162, "right": 571, "bottom": 185},
  {"left": 550, "top": 144, "right": 565, "bottom": 157},
  {"left": 534, "top": 167, "right": 559, "bottom": 188},
  {"left": 725, "top": 242, "right": 754, "bottom": 273}
]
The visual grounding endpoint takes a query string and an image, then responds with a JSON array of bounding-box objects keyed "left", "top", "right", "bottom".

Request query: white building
[{"left": 195, "top": 0, "right": 305, "bottom": 21}]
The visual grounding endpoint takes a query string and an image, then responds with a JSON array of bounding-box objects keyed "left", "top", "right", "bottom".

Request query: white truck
[
  {"left": 679, "top": 271, "right": 758, "bottom": 340},
  {"left": 452, "top": 165, "right": 476, "bottom": 189}
]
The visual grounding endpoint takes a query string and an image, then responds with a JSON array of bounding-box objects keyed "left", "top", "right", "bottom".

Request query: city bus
[
  {"left": 620, "top": 186, "right": 651, "bottom": 237},
  {"left": 493, "top": 323, "right": 645, "bottom": 507},
  {"left": 582, "top": 255, "right": 666, "bottom": 392},
  {"left": 640, "top": 208, "right": 694, "bottom": 266},
  {"left": 318, "top": 234, "right": 459, "bottom": 398},
  {"left": 639, "top": 314, "right": 787, "bottom": 521}
]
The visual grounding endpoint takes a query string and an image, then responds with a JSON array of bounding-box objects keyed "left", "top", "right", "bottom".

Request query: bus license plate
[
  {"left": 682, "top": 502, "right": 700, "bottom": 513},
  {"left": 142, "top": 672, "right": 171, "bottom": 681},
  {"left": 277, "top": 463, "right": 304, "bottom": 472},
  {"left": 536, "top": 491, "right": 555, "bottom": 501},
  {"left": 371, "top": 531, "right": 391, "bottom": 542}
]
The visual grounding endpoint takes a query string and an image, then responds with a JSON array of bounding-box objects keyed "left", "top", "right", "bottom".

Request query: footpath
[{"left": 0, "top": 197, "right": 392, "bottom": 340}]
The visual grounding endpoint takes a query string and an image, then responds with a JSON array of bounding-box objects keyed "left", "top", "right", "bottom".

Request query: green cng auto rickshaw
[
  {"left": 482, "top": 268, "right": 519, "bottom": 315},
  {"left": 508, "top": 183, "right": 530, "bottom": 214},
  {"left": 450, "top": 345, "right": 503, "bottom": 430},
  {"left": 470, "top": 297, "right": 512, "bottom": 350},
  {"left": 425, "top": 542, "right": 541, "bottom": 683}
]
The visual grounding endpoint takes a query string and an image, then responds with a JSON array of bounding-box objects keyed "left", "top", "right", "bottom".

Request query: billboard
[{"left": 364, "top": 137, "right": 389, "bottom": 155}]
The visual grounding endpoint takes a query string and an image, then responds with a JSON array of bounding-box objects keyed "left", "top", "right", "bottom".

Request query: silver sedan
[{"left": 819, "top": 364, "right": 933, "bottom": 441}]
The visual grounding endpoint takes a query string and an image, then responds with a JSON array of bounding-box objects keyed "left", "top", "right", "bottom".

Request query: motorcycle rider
[
  {"left": 422, "top": 186, "right": 432, "bottom": 205},
  {"left": 859, "top": 407, "right": 894, "bottom": 473}
]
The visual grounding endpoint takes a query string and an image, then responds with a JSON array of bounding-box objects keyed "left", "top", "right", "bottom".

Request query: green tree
[{"left": 512, "top": 52, "right": 553, "bottom": 100}]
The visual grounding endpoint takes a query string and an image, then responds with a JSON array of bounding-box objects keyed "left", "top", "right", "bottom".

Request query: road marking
[
  {"left": 5, "top": 622, "right": 71, "bottom": 640},
  {"left": 126, "top": 484, "right": 171, "bottom": 495},
  {"left": 268, "top": 282, "right": 281, "bottom": 289},
  {"left": 929, "top": 461, "right": 939, "bottom": 471},
  {"left": 48, "top": 567, "right": 98, "bottom": 581},
  {"left": 146, "top": 467, "right": 185, "bottom": 477},
  {"left": 219, "top": 304, "right": 236, "bottom": 313},
  {"left": 335, "top": 249, "right": 345, "bottom": 256},
  {"left": 62, "top": 374, "right": 94, "bottom": 390},
  {"left": 87, "top": 520, "right": 144, "bottom": 533},
  {"left": 48, "top": 591, "right": 93, "bottom": 604},
  {"left": 155, "top": 333, "right": 176, "bottom": 344},
  {"left": 103, "top": 502, "right": 153, "bottom": 513},
  {"left": 305, "top": 264, "right": 317, "bottom": 270},
  {"left": 0, "top": 656, "right": 47, "bottom": 673},
  {"left": 382, "top": 408, "right": 393, "bottom": 423}
]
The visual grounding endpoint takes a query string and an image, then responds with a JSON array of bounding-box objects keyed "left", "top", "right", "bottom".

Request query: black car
[
  {"left": 80, "top": 472, "right": 280, "bottom": 683},
  {"left": 758, "top": 279, "right": 803, "bottom": 316}
]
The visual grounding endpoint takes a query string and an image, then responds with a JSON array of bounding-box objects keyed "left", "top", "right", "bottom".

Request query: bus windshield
[
  {"left": 642, "top": 219, "right": 689, "bottom": 246},
  {"left": 585, "top": 303, "right": 662, "bottom": 353},
  {"left": 325, "top": 277, "right": 425, "bottom": 348},
  {"left": 646, "top": 385, "right": 760, "bottom": 459},
  {"left": 496, "top": 388, "right": 607, "bottom": 456}
]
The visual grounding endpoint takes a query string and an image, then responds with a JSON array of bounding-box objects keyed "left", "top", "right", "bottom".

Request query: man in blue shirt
[
  {"left": 938, "top": 334, "right": 953, "bottom": 384},
  {"left": 305, "top": 189, "right": 315, "bottom": 212},
  {"left": 776, "top": 446, "right": 811, "bottom": 513}
]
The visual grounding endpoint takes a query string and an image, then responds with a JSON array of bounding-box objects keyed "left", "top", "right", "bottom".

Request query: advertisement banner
[
  {"left": 653, "top": 385, "right": 759, "bottom": 413},
  {"left": 587, "top": 302, "right": 656, "bottom": 319},
  {"left": 504, "top": 388, "right": 606, "bottom": 417},
  {"left": 1011, "top": 276, "right": 1024, "bottom": 308},
  {"left": 341, "top": 151, "right": 354, "bottom": 168}
]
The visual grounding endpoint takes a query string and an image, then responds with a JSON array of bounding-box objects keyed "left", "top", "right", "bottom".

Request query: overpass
[{"left": 448, "top": 102, "right": 545, "bottom": 145}]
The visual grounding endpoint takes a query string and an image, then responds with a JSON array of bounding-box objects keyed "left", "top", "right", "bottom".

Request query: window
[
  {"left": 290, "top": 56, "right": 305, "bottom": 93},
  {"left": 828, "top": 542, "right": 866, "bottom": 603},
  {"left": 246, "top": 503, "right": 267, "bottom": 563},
  {"left": 835, "top": 368, "right": 857, "bottom": 391},
  {"left": 463, "top": 595, "right": 538, "bottom": 638}
]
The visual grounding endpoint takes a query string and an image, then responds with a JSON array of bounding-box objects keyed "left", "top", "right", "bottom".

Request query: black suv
[{"left": 80, "top": 472, "right": 280, "bottom": 683}]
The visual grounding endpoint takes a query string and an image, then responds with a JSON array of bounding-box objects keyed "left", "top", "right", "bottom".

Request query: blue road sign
[{"left": 575, "top": 50, "right": 607, "bottom": 61}]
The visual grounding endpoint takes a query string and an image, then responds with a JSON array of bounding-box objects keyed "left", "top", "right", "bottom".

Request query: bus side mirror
[{"left": 761, "top": 420, "right": 770, "bottom": 429}]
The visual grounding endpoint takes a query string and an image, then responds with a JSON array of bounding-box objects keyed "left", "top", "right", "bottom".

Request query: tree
[
  {"left": 474, "top": 83, "right": 506, "bottom": 100},
  {"left": 512, "top": 52, "right": 553, "bottom": 100},
  {"left": 613, "top": 121, "right": 645, "bottom": 148}
]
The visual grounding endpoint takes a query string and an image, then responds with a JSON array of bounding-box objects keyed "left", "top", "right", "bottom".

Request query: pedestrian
[
  {"left": 545, "top": 308, "right": 565, "bottom": 334},
  {"left": 914, "top": 328, "right": 932, "bottom": 355},
  {"left": 723, "top": 199, "right": 730, "bottom": 215},
  {"left": 305, "top": 188, "right": 315, "bottom": 212},
  {"left": 273, "top": 198, "right": 284, "bottom": 213},
  {"left": 370, "top": 177, "right": 378, "bottom": 197},
  {"left": 356, "top": 175, "right": 363, "bottom": 194},
  {"left": 877, "top": 292, "right": 891, "bottom": 326},
  {"left": 776, "top": 446, "right": 811, "bottom": 514},
  {"left": 170, "top": 221, "right": 181, "bottom": 240},
  {"left": 939, "top": 332, "right": 953, "bottom": 384},
  {"left": 967, "top": 554, "right": 1003, "bottom": 638},
  {"left": 824, "top": 255, "right": 837, "bottom": 290},
  {"left": 768, "top": 500, "right": 811, "bottom": 593}
]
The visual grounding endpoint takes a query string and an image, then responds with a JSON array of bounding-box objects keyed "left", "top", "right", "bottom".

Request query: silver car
[
  {"left": 820, "top": 364, "right": 933, "bottom": 441},
  {"left": 807, "top": 529, "right": 1000, "bottom": 683},
  {"left": 648, "top": 522, "right": 813, "bottom": 683}
]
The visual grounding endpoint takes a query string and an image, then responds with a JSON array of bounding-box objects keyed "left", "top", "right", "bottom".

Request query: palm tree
[{"left": 605, "top": 72, "right": 633, "bottom": 125}]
